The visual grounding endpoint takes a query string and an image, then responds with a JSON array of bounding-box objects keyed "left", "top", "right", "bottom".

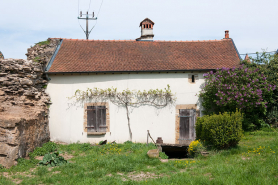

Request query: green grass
[
  {"left": 35, "top": 40, "right": 50, "bottom": 46},
  {"left": 1, "top": 130, "right": 278, "bottom": 184},
  {"left": 33, "top": 56, "right": 40, "bottom": 63}
]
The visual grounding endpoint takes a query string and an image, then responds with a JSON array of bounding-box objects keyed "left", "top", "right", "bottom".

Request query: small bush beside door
[{"left": 195, "top": 110, "right": 243, "bottom": 149}]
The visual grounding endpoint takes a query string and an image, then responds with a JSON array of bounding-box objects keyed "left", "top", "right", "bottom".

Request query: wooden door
[{"left": 179, "top": 109, "right": 196, "bottom": 145}]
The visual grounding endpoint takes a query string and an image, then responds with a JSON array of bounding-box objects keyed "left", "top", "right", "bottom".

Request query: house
[{"left": 45, "top": 18, "right": 240, "bottom": 144}]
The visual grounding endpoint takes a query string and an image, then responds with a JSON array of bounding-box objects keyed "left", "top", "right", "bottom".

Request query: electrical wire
[
  {"left": 240, "top": 51, "right": 277, "bottom": 56},
  {"left": 97, "top": 0, "right": 104, "bottom": 17},
  {"left": 78, "top": 0, "right": 86, "bottom": 34},
  {"left": 88, "top": 0, "right": 104, "bottom": 34},
  {"left": 88, "top": 0, "right": 92, "bottom": 12},
  {"left": 77, "top": 0, "right": 104, "bottom": 37}
]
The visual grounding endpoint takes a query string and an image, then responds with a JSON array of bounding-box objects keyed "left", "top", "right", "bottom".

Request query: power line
[
  {"left": 88, "top": 0, "right": 104, "bottom": 35},
  {"left": 240, "top": 50, "right": 277, "bottom": 56},
  {"left": 88, "top": 0, "right": 92, "bottom": 12}
]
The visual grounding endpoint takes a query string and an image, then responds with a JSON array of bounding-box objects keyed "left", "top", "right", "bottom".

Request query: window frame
[
  {"left": 84, "top": 102, "right": 110, "bottom": 135},
  {"left": 188, "top": 74, "right": 199, "bottom": 84}
]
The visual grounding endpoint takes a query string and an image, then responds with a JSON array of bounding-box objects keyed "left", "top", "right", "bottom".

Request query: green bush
[
  {"left": 38, "top": 152, "right": 68, "bottom": 167},
  {"left": 159, "top": 152, "right": 169, "bottom": 159},
  {"left": 29, "top": 142, "right": 57, "bottom": 159},
  {"left": 188, "top": 140, "right": 205, "bottom": 157},
  {"left": 196, "top": 110, "right": 243, "bottom": 149}
]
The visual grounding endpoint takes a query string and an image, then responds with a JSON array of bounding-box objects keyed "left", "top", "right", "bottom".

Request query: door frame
[{"left": 175, "top": 104, "right": 200, "bottom": 144}]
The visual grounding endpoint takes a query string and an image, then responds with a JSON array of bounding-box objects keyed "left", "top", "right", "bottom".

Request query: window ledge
[{"left": 87, "top": 132, "right": 106, "bottom": 135}]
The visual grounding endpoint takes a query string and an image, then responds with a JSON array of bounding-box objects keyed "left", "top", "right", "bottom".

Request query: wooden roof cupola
[{"left": 136, "top": 18, "right": 155, "bottom": 41}]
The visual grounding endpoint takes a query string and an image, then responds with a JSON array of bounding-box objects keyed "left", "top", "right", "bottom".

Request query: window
[
  {"left": 86, "top": 106, "right": 107, "bottom": 133},
  {"left": 192, "top": 75, "right": 195, "bottom": 83},
  {"left": 188, "top": 74, "right": 198, "bottom": 84}
]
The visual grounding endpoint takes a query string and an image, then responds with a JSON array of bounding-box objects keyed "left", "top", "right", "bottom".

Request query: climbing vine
[{"left": 70, "top": 85, "right": 176, "bottom": 140}]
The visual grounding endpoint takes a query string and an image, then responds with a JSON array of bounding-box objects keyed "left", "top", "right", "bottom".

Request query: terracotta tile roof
[{"left": 47, "top": 38, "right": 240, "bottom": 73}]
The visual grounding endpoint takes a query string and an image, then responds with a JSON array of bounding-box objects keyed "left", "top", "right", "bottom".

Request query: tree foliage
[
  {"left": 245, "top": 52, "right": 278, "bottom": 125},
  {"left": 199, "top": 64, "right": 275, "bottom": 130}
]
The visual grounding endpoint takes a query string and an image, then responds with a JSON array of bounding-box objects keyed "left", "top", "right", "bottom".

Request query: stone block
[
  {"left": 20, "top": 79, "right": 33, "bottom": 86},
  {"left": 147, "top": 149, "right": 159, "bottom": 158}
]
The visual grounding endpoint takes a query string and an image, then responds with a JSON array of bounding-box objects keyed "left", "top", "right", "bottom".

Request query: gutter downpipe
[
  {"left": 45, "top": 39, "right": 63, "bottom": 80},
  {"left": 231, "top": 38, "right": 242, "bottom": 61}
]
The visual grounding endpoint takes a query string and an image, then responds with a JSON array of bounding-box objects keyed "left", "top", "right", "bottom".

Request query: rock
[
  {"left": 24, "top": 90, "right": 35, "bottom": 97},
  {"left": 23, "top": 67, "right": 31, "bottom": 72},
  {"left": 34, "top": 68, "right": 42, "bottom": 72},
  {"left": 160, "top": 159, "right": 169, "bottom": 163},
  {"left": 24, "top": 101, "right": 34, "bottom": 106},
  {"left": 147, "top": 149, "right": 159, "bottom": 158},
  {"left": 0, "top": 77, "right": 8, "bottom": 82},
  {"left": 20, "top": 79, "right": 33, "bottom": 86},
  {"left": 0, "top": 57, "right": 51, "bottom": 168},
  {"left": 3, "top": 81, "right": 12, "bottom": 86}
]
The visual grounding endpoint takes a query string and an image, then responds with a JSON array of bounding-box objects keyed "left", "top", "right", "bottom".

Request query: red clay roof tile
[{"left": 47, "top": 39, "right": 240, "bottom": 73}]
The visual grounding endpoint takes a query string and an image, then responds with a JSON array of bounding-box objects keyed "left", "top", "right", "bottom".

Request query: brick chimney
[
  {"left": 244, "top": 54, "right": 251, "bottom": 63},
  {"left": 225, "top": 30, "right": 229, "bottom": 39},
  {"left": 136, "top": 18, "right": 155, "bottom": 41}
]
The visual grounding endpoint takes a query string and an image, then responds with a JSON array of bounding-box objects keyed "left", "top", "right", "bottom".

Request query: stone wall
[
  {"left": 26, "top": 38, "right": 60, "bottom": 69},
  {"left": 0, "top": 41, "right": 57, "bottom": 168},
  {"left": 0, "top": 51, "right": 4, "bottom": 59}
]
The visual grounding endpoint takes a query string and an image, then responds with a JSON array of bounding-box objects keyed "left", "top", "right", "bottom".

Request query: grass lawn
[{"left": 1, "top": 129, "right": 278, "bottom": 185}]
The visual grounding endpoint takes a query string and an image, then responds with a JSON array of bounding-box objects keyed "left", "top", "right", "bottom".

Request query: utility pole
[{"left": 78, "top": 11, "right": 97, "bottom": 40}]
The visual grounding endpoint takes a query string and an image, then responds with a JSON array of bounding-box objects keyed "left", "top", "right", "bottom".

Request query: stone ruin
[
  {"left": 0, "top": 38, "right": 60, "bottom": 168},
  {"left": 0, "top": 51, "right": 4, "bottom": 59}
]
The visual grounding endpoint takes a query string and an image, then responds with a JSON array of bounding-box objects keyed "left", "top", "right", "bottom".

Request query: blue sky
[{"left": 0, "top": 0, "right": 277, "bottom": 59}]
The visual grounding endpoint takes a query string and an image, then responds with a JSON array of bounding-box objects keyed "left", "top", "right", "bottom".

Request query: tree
[
  {"left": 199, "top": 64, "right": 275, "bottom": 130},
  {"left": 244, "top": 51, "right": 278, "bottom": 125}
]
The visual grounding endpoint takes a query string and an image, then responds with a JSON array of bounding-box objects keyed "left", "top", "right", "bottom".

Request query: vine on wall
[{"left": 71, "top": 85, "right": 176, "bottom": 141}]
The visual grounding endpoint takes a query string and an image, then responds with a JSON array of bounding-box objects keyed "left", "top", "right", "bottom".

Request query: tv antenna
[{"left": 78, "top": 11, "right": 97, "bottom": 40}]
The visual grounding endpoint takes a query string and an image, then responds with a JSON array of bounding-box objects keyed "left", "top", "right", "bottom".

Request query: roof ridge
[{"left": 49, "top": 38, "right": 229, "bottom": 43}]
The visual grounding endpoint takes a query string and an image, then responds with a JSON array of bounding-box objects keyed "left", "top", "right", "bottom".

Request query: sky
[{"left": 0, "top": 0, "right": 277, "bottom": 59}]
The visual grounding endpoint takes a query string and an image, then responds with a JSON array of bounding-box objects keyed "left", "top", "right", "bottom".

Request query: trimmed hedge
[{"left": 196, "top": 110, "right": 243, "bottom": 149}]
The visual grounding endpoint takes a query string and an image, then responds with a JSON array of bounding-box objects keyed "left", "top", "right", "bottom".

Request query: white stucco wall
[
  {"left": 46, "top": 72, "right": 205, "bottom": 144},
  {"left": 141, "top": 28, "right": 153, "bottom": 36}
]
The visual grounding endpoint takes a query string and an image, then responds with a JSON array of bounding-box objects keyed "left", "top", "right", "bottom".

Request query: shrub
[
  {"left": 124, "top": 141, "right": 133, "bottom": 144},
  {"left": 29, "top": 142, "right": 57, "bottom": 159},
  {"left": 188, "top": 140, "right": 205, "bottom": 157},
  {"left": 159, "top": 152, "right": 169, "bottom": 159},
  {"left": 196, "top": 110, "right": 243, "bottom": 149},
  {"left": 38, "top": 152, "right": 68, "bottom": 167},
  {"left": 36, "top": 40, "right": 50, "bottom": 46},
  {"left": 199, "top": 64, "right": 275, "bottom": 130}
]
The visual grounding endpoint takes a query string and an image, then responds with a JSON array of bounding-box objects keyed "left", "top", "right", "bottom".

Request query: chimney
[
  {"left": 244, "top": 54, "right": 251, "bottom": 63},
  {"left": 136, "top": 18, "right": 155, "bottom": 41},
  {"left": 225, "top": 30, "right": 229, "bottom": 39}
]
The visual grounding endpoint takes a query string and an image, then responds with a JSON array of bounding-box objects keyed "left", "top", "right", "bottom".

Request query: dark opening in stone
[{"left": 161, "top": 145, "right": 189, "bottom": 159}]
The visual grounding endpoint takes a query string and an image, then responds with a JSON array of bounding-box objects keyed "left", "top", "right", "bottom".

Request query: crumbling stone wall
[
  {"left": 0, "top": 38, "right": 60, "bottom": 168},
  {"left": 26, "top": 38, "right": 61, "bottom": 69},
  {"left": 0, "top": 58, "right": 51, "bottom": 168},
  {"left": 0, "top": 51, "right": 4, "bottom": 59}
]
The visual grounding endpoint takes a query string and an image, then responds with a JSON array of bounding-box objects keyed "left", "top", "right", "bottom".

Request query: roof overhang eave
[{"left": 45, "top": 69, "right": 216, "bottom": 75}]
